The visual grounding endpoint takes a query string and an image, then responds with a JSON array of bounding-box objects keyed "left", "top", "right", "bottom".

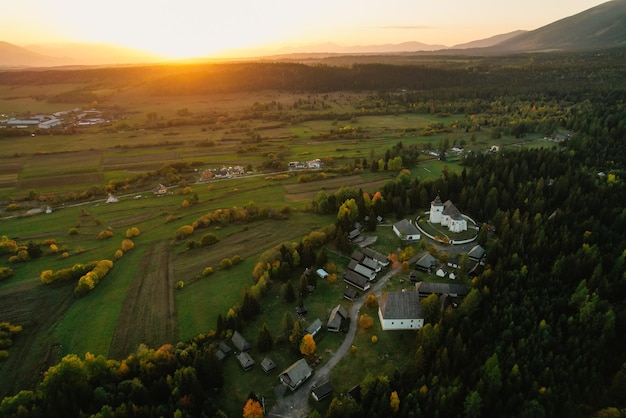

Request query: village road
[{"left": 266, "top": 258, "right": 412, "bottom": 418}]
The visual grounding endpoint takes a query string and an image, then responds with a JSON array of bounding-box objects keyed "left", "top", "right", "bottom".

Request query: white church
[{"left": 429, "top": 194, "right": 467, "bottom": 233}]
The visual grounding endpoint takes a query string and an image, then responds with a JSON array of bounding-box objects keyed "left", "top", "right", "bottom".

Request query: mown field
[{"left": 0, "top": 78, "right": 548, "bottom": 411}]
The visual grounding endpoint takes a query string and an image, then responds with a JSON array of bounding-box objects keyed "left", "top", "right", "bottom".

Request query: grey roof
[
  {"left": 231, "top": 330, "right": 251, "bottom": 352},
  {"left": 442, "top": 200, "right": 464, "bottom": 220},
  {"left": 431, "top": 194, "right": 444, "bottom": 206},
  {"left": 361, "top": 248, "right": 390, "bottom": 265},
  {"left": 394, "top": 219, "right": 420, "bottom": 236},
  {"left": 343, "top": 286, "right": 359, "bottom": 300},
  {"left": 379, "top": 291, "right": 422, "bottom": 320},
  {"left": 280, "top": 358, "right": 313, "bottom": 390},
  {"left": 312, "top": 381, "right": 333, "bottom": 401},
  {"left": 343, "top": 270, "right": 370, "bottom": 291},
  {"left": 416, "top": 281, "right": 469, "bottom": 296},
  {"left": 306, "top": 319, "right": 323, "bottom": 336},
  {"left": 219, "top": 341, "right": 232, "bottom": 355},
  {"left": 327, "top": 304, "right": 349, "bottom": 330},
  {"left": 236, "top": 352, "right": 254, "bottom": 370},
  {"left": 260, "top": 357, "right": 276, "bottom": 373},
  {"left": 468, "top": 245, "right": 486, "bottom": 260},
  {"left": 351, "top": 250, "right": 365, "bottom": 261},
  {"left": 416, "top": 253, "right": 437, "bottom": 269}
]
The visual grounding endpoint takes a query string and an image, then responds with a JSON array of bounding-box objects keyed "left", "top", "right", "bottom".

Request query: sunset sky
[{"left": 2, "top": 0, "right": 611, "bottom": 58}]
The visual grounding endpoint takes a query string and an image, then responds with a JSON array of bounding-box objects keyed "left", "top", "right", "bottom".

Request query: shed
[
  {"left": 260, "top": 357, "right": 276, "bottom": 374},
  {"left": 327, "top": 304, "right": 348, "bottom": 332},
  {"left": 279, "top": 358, "right": 313, "bottom": 391},
  {"left": 231, "top": 330, "right": 251, "bottom": 352},
  {"left": 236, "top": 352, "right": 254, "bottom": 371},
  {"left": 311, "top": 381, "right": 333, "bottom": 401},
  {"left": 305, "top": 318, "right": 323, "bottom": 337}
]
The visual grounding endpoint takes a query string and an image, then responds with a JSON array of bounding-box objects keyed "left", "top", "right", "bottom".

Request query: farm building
[
  {"left": 378, "top": 291, "right": 425, "bottom": 330},
  {"left": 327, "top": 304, "right": 349, "bottom": 332},
  {"left": 415, "top": 281, "right": 469, "bottom": 297},
  {"left": 311, "top": 381, "right": 333, "bottom": 401},
  {"left": 393, "top": 219, "right": 420, "bottom": 241},
  {"left": 305, "top": 318, "right": 322, "bottom": 338},
  {"left": 260, "top": 357, "right": 276, "bottom": 374},
  {"left": 231, "top": 330, "right": 251, "bottom": 352},
  {"left": 343, "top": 270, "right": 371, "bottom": 292},
  {"left": 236, "top": 352, "right": 254, "bottom": 371},
  {"left": 279, "top": 358, "right": 313, "bottom": 391},
  {"left": 415, "top": 253, "right": 437, "bottom": 273}
]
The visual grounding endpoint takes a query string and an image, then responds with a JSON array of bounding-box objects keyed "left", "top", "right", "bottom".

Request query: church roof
[
  {"left": 431, "top": 194, "right": 443, "bottom": 206},
  {"left": 442, "top": 200, "right": 464, "bottom": 220}
]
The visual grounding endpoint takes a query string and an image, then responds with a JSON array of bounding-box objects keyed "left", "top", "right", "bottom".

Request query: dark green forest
[{"left": 1, "top": 51, "right": 625, "bottom": 417}]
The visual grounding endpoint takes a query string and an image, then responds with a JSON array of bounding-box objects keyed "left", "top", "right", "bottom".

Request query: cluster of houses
[
  {"left": 342, "top": 248, "right": 390, "bottom": 293},
  {"left": 199, "top": 166, "right": 246, "bottom": 181},
  {"left": 288, "top": 159, "right": 323, "bottom": 170},
  {"left": 378, "top": 243, "right": 485, "bottom": 331},
  {"left": 0, "top": 109, "right": 106, "bottom": 130}
]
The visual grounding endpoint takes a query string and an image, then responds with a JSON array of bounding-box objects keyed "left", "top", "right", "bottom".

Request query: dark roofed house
[
  {"left": 219, "top": 341, "right": 232, "bottom": 356},
  {"left": 327, "top": 304, "right": 349, "bottom": 332},
  {"left": 343, "top": 270, "right": 371, "bottom": 292},
  {"left": 348, "top": 259, "right": 376, "bottom": 281},
  {"left": 415, "top": 281, "right": 469, "bottom": 297},
  {"left": 279, "top": 358, "right": 313, "bottom": 391},
  {"left": 361, "top": 248, "right": 390, "bottom": 267},
  {"left": 236, "top": 352, "right": 254, "bottom": 371},
  {"left": 469, "top": 262, "right": 485, "bottom": 278},
  {"left": 415, "top": 253, "right": 437, "bottom": 273},
  {"left": 260, "top": 357, "right": 276, "bottom": 374},
  {"left": 348, "top": 228, "right": 361, "bottom": 240},
  {"left": 343, "top": 286, "right": 359, "bottom": 301},
  {"left": 311, "top": 381, "right": 333, "bottom": 401},
  {"left": 231, "top": 330, "right": 251, "bottom": 352},
  {"left": 152, "top": 184, "right": 168, "bottom": 195},
  {"left": 215, "top": 349, "right": 227, "bottom": 361},
  {"left": 351, "top": 250, "right": 365, "bottom": 262},
  {"left": 468, "top": 245, "right": 486, "bottom": 262},
  {"left": 378, "top": 291, "right": 424, "bottom": 330},
  {"left": 447, "top": 257, "right": 460, "bottom": 269}
]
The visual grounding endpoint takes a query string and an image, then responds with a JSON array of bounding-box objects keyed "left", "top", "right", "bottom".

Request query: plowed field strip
[{"left": 108, "top": 242, "right": 177, "bottom": 359}]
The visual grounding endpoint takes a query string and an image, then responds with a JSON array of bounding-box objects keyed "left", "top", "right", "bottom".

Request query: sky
[{"left": 1, "top": 0, "right": 611, "bottom": 58}]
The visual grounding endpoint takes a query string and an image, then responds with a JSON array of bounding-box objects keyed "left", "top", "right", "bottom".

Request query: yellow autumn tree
[
  {"left": 390, "top": 391, "right": 400, "bottom": 414},
  {"left": 242, "top": 398, "right": 264, "bottom": 418},
  {"left": 359, "top": 314, "right": 374, "bottom": 330},
  {"left": 300, "top": 333, "right": 316, "bottom": 358}
]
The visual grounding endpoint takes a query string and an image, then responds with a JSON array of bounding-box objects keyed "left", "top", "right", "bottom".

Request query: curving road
[{"left": 267, "top": 260, "right": 408, "bottom": 418}]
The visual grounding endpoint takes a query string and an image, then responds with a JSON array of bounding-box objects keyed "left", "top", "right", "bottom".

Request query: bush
[
  {"left": 200, "top": 233, "right": 219, "bottom": 247},
  {"left": 175, "top": 225, "right": 194, "bottom": 240},
  {"left": 125, "top": 227, "right": 140, "bottom": 238},
  {"left": 220, "top": 258, "right": 233, "bottom": 270},
  {"left": 231, "top": 255, "right": 242, "bottom": 265},
  {"left": 203, "top": 267, "right": 214, "bottom": 276},
  {"left": 97, "top": 230, "right": 113, "bottom": 240},
  {"left": 74, "top": 260, "right": 114, "bottom": 297},
  {"left": 121, "top": 239, "right": 134, "bottom": 252},
  {"left": 176, "top": 281, "right": 185, "bottom": 289},
  {"left": 67, "top": 227, "right": 79, "bottom": 235},
  {"left": 114, "top": 249, "right": 124, "bottom": 260},
  {"left": 0, "top": 267, "right": 14, "bottom": 281}
]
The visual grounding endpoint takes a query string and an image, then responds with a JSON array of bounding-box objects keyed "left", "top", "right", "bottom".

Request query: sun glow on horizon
[{"left": 2, "top": 0, "right": 612, "bottom": 60}]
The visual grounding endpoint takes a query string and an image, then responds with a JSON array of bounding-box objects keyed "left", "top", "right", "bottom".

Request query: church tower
[{"left": 429, "top": 194, "right": 444, "bottom": 223}]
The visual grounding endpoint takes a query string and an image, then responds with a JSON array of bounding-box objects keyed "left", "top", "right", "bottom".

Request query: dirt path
[
  {"left": 108, "top": 241, "right": 178, "bottom": 359},
  {"left": 267, "top": 263, "right": 405, "bottom": 418}
]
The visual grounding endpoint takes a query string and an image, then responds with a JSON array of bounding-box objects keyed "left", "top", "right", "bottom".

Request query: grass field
[{"left": 0, "top": 83, "right": 531, "bottom": 407}]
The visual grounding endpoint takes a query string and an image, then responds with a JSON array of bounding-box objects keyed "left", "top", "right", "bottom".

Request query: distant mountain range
[{"left": 1, "top": 0, "right": 625, "bottom": 68}]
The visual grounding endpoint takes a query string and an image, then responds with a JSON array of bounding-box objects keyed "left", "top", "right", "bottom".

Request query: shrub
[
  {"left": 67, "top": 227, "right": 79, "bottom": 235},
  {"left": 200, "top": 233, "right": 219, "bottom": 247},
  {"left": 231, "top": 255, "right": 242, "bottom": 265},
  {"left": 125, "top": 227, "right": 140, "bottom": 238},
  {"left": 202, "top": 267, "right": 214, "bottom": 276},
  {"left": 121, "top": 239, "right": 134, "bottom": 252},
  {"left": 97, "top": 230, "right": 113, "bottom": 240},
  {"left": 175, "top": 225, "right": 194, "bottom": 240},
  {"left": 74, "top": 260, "right": 114, "bottom": 297},
  {"left": 176, "top": 281, "right": 185, "bottom": 289},
  {"left": 371, "top": 335, "right": 378, "bottom": 343},
  {"left": 220, "top": 258, "right": 233, "bottom": 270},
  {"left": 114, "top": 250, "right": 124, "bottom": 260},
  {"left": 0, "top": 267, "right": 14, "bottom": 281}
]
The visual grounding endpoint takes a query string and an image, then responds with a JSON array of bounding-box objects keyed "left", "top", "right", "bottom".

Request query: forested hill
[
  {"left": 488, "top": 0, "right": 626, "bottom": 53},
  {"left": 0, "top": 49, "right": 625, "bottom": 100}
]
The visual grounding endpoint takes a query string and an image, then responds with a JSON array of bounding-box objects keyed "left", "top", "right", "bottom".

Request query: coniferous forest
[{"left": 0, "top": 50, "right": 625, "bottom": 417}]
